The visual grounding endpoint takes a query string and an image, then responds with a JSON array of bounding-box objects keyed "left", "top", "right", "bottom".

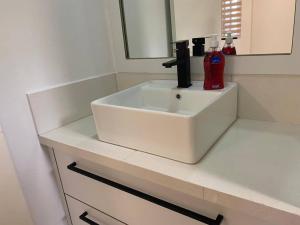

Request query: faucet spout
[{"left": 163, "top": 59, "right": 177, "bottom": 68}]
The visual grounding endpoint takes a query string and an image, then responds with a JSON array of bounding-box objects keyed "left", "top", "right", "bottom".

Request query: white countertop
[{"left": 39, "top": 116, "right": 300, "bottom": 222}]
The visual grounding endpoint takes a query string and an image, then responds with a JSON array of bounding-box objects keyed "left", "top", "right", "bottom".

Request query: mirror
[{"left": 119, "top": 0, "right": 296, "bottom": 58}]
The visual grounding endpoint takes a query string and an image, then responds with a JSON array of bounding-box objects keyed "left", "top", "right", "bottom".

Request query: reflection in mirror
[
  {"left": 120, "top": 0, "right": 173, "bottom": 58},
  {"left": 120, "top": 0, "right": 296, "bottom": 59}
]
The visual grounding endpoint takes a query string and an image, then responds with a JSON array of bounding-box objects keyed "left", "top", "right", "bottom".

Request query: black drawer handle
[
  {"left": 79, "top": 212, "right": 100, "bottom": 225},
  {"left": 68, "top": 162, "right": 224, "bottom": 225}
]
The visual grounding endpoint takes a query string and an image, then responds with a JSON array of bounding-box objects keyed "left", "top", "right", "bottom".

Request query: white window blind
[{"left": 221, "top": 0, "right": 242, "bottom": 37}]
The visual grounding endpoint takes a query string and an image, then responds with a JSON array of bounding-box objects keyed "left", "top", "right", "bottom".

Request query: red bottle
[{"left": 204, "top": 35, "right": 225, "bottom": 90}]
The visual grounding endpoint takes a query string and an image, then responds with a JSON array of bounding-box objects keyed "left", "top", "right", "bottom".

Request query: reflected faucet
[{"left": 163, "top": 40, "right": 192, "bottom": 88}]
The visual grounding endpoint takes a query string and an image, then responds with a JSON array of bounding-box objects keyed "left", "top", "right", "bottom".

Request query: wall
[
  {"left": 0, "top": 0, "right": 115, "bottom": 225},
  {"left": 123, "top": 0, "right": 170, "bottom": 58},
  {"left": 108, "top": 0, "right": 300, "bottom": 75},
  {"left": 0, "top": 127, "right": 34, "bottom": 225}
]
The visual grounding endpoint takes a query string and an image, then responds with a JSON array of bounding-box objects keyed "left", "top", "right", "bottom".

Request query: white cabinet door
[{"left": 67, "top": 195, "right": 126, "bottom": 225}]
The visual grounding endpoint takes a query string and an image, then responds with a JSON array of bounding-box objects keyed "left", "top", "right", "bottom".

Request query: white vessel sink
[{"left": 92, "top": 80, "right": 237, "bottom": 164}]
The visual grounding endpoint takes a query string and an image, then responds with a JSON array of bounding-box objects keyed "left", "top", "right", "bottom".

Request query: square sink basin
[{"left": 92, "top": 80, "right": 237, "bottom": 164}]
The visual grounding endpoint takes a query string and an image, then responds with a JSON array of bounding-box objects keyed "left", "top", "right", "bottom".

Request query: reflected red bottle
[
  {"left": 222, "top": 46, "right": 236, "bottom": 55},
  {"left": 222, "top": 33, "right": 237, "bottom": 56}
]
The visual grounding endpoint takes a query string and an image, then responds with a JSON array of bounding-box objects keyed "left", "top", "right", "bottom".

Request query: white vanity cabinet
[{"left": 52, "top": 149, "right": 277, "bottom": 225}]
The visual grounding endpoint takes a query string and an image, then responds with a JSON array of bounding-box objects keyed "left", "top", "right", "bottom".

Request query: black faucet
[{"left": 163, "top": 40, "right": 192, "bottom": 88}]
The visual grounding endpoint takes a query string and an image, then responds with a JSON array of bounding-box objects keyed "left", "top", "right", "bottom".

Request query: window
[{"left": 221, "top": 0, "right": 242, "bottom": 37}]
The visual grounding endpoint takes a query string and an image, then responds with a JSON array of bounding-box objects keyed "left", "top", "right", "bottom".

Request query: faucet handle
[{"left": 172, "top": 40, "right": 189, "bottom": 50}]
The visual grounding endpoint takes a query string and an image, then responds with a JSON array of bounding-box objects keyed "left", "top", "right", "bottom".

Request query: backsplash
[
  {"left": 116, "top": 73, "right": 300, "bottom": 125},
  {"left": 116, "top": 73, "right": 233, "bottom": 91},
  {"left": 233, "top": 74, "right": 300, "bottom": 124},
  {"left": 28, "top": 72, "right": 300, "bottom": 134},
  {"left": 28, "top": 73, "right": 117, "bottom": 134}
]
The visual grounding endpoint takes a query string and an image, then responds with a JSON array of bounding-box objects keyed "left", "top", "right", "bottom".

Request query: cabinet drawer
[
  {"left": 55, "top": 150, "right": 222, "bottom": 225},
  {"left": 66, "top": 195, "right": 126, "bottom": 225},
  {"left": 55, "top": 150, "right": 276, "bottom": 225}
]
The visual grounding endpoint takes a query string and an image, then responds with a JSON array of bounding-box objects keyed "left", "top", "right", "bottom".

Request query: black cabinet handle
[
  {"left": 68, "top": 162, "right": 224, "bottom": 225},
  {"left": 79, "top": 212, "right": 100, "bottom": 225}
]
